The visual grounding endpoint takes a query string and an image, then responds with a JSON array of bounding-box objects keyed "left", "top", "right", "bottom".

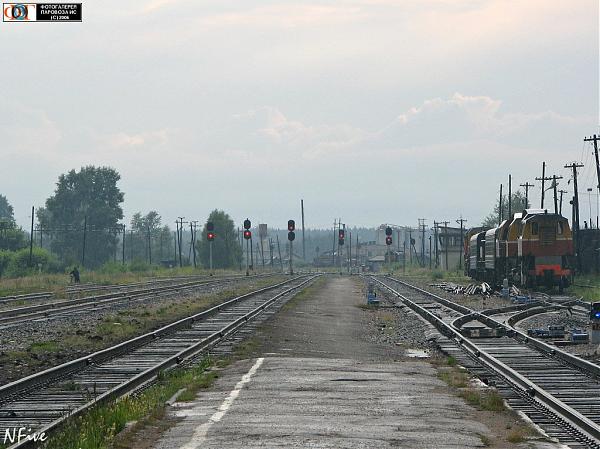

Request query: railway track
[
  {"left": 0, "top": 274, "right": 278, "bottom": 327},
  {"left": 373, "top": 275, "right": 600, "bottom": 449},
  {"left": 63, "top": 273, "right": 251, "bottom": 296},
  {"left": 0, "top": 274, "right": 318, "bottom": 448}
]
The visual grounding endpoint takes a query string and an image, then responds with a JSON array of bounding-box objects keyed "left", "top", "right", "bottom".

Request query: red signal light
[
  {"left": 243, "top": 230, "right": 252, "bottom": 240},
  {"left": 385, "top": 236, "right": 392, "bottom": 246},
  {"left": 207, "top": 232, "right": 215, "bottom": 241}
]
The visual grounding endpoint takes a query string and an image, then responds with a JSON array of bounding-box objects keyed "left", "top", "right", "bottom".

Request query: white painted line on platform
[{"left": 179, "top": 357, "right": 265, "bottom": 449}]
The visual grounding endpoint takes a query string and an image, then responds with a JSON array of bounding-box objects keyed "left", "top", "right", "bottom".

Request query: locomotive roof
[{"left": 522, "top": 209, "right": 566, "bottom": 222}]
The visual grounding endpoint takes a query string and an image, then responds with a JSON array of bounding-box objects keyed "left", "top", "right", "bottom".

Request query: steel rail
[
  {"left": 3, "top": 274, "right": 318, "bottom": 449},
  {"left": 0, "top": 274, "right": 277, "bottom": 325},
  {"left": 374, "top": 276, "right": 600, "bottom": 445},
  {"left": 385, "top": 276, "right": 600, "bottom": 379}
]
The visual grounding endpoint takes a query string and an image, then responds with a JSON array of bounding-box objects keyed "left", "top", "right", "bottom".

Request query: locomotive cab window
[{"left": 531, "top": 223, "right": 539, "bottom": 235}]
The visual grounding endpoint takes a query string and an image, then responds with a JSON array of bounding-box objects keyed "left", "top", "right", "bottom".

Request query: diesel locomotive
[{"left": 465, "top": 209, "right": 574, "bottom": 289}]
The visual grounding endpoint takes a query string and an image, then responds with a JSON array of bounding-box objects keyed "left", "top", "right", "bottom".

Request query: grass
[
  {"left": 567, "top": 273, "right": 600, "bottom": 302},
  {"left": 0, "top": 267, "right": 243, "bottom": 298},
  {"left": 506, "top": 426, "right": 535, "bottom": 443},
  {"left": 28, "top": 340, "right": 60, "bottom": 353},
  {"left": 42, "top": 357, "right": 216, "bottom": 449},
  {"left": 397, "top": 265, "right": 471, "bottom": 284},
  {"left": 438, "top": 368, "right": 469, "bottom": 388},
  {"left": 280, "top": 277, "right": 325, "bottom": 311},
  {"left": 460, "top": 388, "right": 505, "bottom": 411}
]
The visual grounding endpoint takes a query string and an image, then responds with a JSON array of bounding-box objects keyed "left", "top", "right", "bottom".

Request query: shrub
[
  {"left": 0, "top": 250, "right": 14, "bottom": 278},
  {"left": 431, "top": 270, "right": 444, "bottom": 280},
  {"left": 99, "top": 261, "right": 129, "bottom": 275},
  {"left": 129, "top": 259, "right": 151, "bottom": 272},
  {"left": 4, "top": 247, "right": 61, "bottom": 277}
]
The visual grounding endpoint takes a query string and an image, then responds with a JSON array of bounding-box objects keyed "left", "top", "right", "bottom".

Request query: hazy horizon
[{"left": 2, "top": 0, "right": 598, "bottom": 231}]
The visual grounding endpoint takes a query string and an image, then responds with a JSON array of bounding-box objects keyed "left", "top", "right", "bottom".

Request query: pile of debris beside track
[{"left": 429, "top": 281, "right": 521, "bottom": 298}]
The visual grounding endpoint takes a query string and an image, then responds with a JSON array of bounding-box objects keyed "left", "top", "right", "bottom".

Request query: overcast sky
[{"left": 1, "top": 0, "right": 598, "bottom": 230}]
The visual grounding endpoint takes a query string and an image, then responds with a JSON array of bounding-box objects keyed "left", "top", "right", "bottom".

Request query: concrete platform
[
  {"left": 149, "top": 276, "right": 500, "bottom": 449},
  {"left": 155, "top": 356, "right": 488, "bottom": 449}
]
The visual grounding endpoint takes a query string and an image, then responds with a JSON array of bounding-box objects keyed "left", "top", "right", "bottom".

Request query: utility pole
[
  {"left": 176, "top": 217, "right": 186, "bottom": 267},
  {"left": 408, "top": 228, "right": 413, "bottom": 266},
  {"left": 428, "top": 236, "right": 432, "bottom": 270},
  {"left": 122, "top": 224, "right": 126, "bottom": 265},
  {"left": 276, "top": 234, "right": 283, "bottom": 272},
  {"left": 238, "top": 227, "right": 242, "bottom": 271},
  {"left": 520, "top": 182, "right": 534, "bottom": 209},
  {"left": 456, "top": 217, "right": 467, "bottom": 271},
  {"left": 552, "top": 175, "right": 563, "bottom": 214},
  {"left": 433, "top": 222, "right": 440, "bottom": 268},
  {"left": 418, "top": 219, "right": 426, "bottom": 267},
  {"left": 536, "top": 172, "right": 561, "bottom": 212},
  {"left": 301, "top": 199, "right": 306, "bottom": 261},
  {"left": 499, "top": 184, "right": 503, "bottom": 225},
  {"left": 190, "top": 221, "right": 198, "bottom": 268},
  {"left": 147, "top": 224, "right": 152, "bottom": 265},
  {"left": 332, "top": 219, "right": 337, "bottom": 266},
  {"left": 584, "top": 135, "right": 600, "bottom": 225},
  {"left": 565, "top": 162, "right": 584, "bottom": 272},
  {"left": 29, "top": 206, "right": 34, "bottom": 267},
  {"left": 441, "top": 221, "right": 450, "bottom": 270},
  {"left": 539, "top": 161, "right": 546, "bottom": 208},
  {"left": 348, "top": 230, "right": 352, "bottom": 273},
  {"left": 559, "top": 190, "right": 568, "bottom": 215},
  {"left": 356, "top": 233, "right": 359, "bottom": 271},
  {"left": 508, "top": 174, "right": 512, "bottom": 220},
  {"left": 81, "top": 215, "right": 87, "bottom": 267}
]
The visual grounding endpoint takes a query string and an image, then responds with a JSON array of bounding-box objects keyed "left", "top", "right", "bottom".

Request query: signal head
[
  {"left": 385, "top": 226, "right": 393, "bottom": 236},
  {"left": 287, "top": 220, "right": 295, "bottom": 231},
  {"left": 385, "top": 236, "right": 393, "bottom": 246},
  {"left": 207, "top": 232, "right": 215, "bottom": 241},
  {"left": 206, "top": 221, "right": 214, "bottom": 232},
  {"left": 288, "top": 231, "right": 295, "bottom": 241},
  {"left": 243, "top": 219, "right": 251, "bottom": 230},
  {"left": 243, "top": 230, "right": 252, "bottom": 240}
]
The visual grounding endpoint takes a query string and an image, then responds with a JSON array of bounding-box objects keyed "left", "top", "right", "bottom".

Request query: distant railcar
[
  {"left": 518, "top": 210, "right": 573, "bottom": 289},
  {"left": 464, "top": 209, "right": 574, "bottom": 290}
]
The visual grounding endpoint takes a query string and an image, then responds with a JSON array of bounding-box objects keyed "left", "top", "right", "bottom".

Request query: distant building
[{"left": 435, "top": 225, "right": 464, "bottom": 271}]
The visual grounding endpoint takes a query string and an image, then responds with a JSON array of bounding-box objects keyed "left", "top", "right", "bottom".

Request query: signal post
[
  {"left": 385, "top": 226, "right": 393, "bottom": 273},
  {"left": 206, "top": 221, "right": 215, "bottom": 275},
  {"left": 243, "top": 219, "right": 252, "bottom": 276},
  {"left": 288, "top": 220, "right": 295, "bottom": 275},
  {"left": 591, "top": 302, "right": 600, "bottom": 344},
  {"left": 338, "top": 227, "right": 345, "bottom": 274}
]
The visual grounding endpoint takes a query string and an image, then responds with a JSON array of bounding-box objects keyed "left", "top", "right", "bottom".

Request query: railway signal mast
[
  {"left": 206, "top": 221, "right": 215, "bottom": 275},
  {"left": 590, "top": 302, "right": 600, "bottom": 344},
  {"left": 338, "top": 226, "right": 345, "bottom": 274},
  {"left": 287, "top": 220, "right": 295, "bottom": 275},
  {"left": 243, "top": 218, "right": 252, "bottom": 276},
  {"left": 385, "top": 226, "right": 393, "bottom": 272}
]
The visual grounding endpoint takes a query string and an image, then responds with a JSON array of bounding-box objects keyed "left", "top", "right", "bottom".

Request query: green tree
[
  {"left": 128, "top": 211, "right": 173, "bottom": 263},
  {"left": 0, "top": 195, "right": 14, "bottom": 222},
  {"left": 39, "top": 166, "right": 124, "bottom": 268},
  {"left": 196, "top": 210, "right": 241, "bottom": 269},
  {"left": 0, "top": 196, "right": 26, "bottom": 251},
  {"left": 482, "top": 190, "right": 529, "bottom": 228}
]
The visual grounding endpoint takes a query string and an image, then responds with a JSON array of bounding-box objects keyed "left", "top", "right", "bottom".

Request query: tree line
[{"left": 1, "top": 165, "right": 533, "bottom": 278}]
